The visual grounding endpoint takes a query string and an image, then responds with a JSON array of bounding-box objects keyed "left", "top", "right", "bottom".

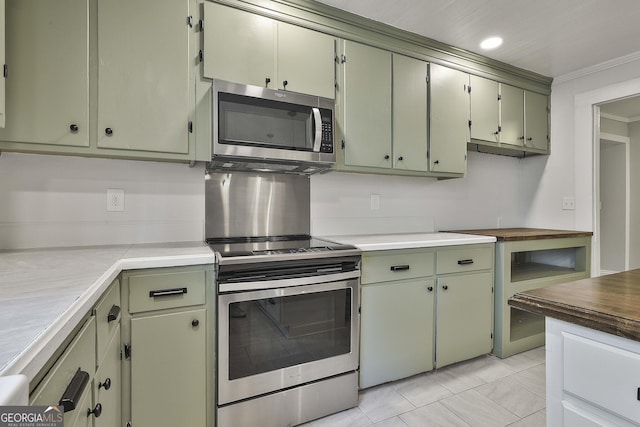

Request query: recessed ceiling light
[{"left": 480, "top": 36, "right": 503, "bottom": 50}]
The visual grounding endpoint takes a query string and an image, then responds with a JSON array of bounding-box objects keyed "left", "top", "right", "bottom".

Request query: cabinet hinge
[
  {"left": 341, "top": 140, "right": 345, "bottom": 149},
  {"left": 426, "top": 75, "right": 429, "bottom": 83},
  {"left": 124, "top": 343, "right": 132, "bottom": 360},
  {"left": 497, "top": 94, "right": 502, "bottom": 101},
  {"left": 468, "top": 120, "right": 472, "bottom": 128},
  {"left": 187, "top": 15, "right": 193, "bottom": 28},
  {"left": 3, "top": 64, "right": 7, "bottom": 78},
  {"left": 198, "top": 50, "right": 204, "bottom": 62},
  {"left": 498, "top": 125, "right": 502, "bottom": 133},
  {"left": 340, "top": 54, "right": 347, "bottom": 64},
  {"left": 491, "top": 333, "right": 493, "bottom": 339},
  {"left": 199, "top": 19, "right": 204, "bottom": 31},
  {"left": 467, "top": 85, "right": 471, "bottom": 94},
  {"left": 188, "top": 121, "right": 193, "bottom": 133},
  {"left": 126, "top": 422, "right": 132, "bottom": 427}
]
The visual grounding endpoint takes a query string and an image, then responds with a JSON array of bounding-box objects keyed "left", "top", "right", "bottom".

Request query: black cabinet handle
[
  {"left": 265, "top": 77, "right": 271, "bottom": 86},
  {"left": 527, "top": 137, "right": 533, "bottom": 141},
  {"left": 282, "top": 80, "right": 288, "bottom": 88},
  {"left": 70, "top": 124, "right": 79, "bottom": 132},
  {"left": 457, "top": 259, "right": 474, "bottom": 265},
  {"left": 87, "top": 403, "right": 102, "bottom": 418},
  {"left": 637, "top": 387, "right": 640, "bottom": 401},
  {"left": 398, "top": 156, "right": 403, "bottom": 161},
  {"left": 59, "top": 368, "right": 90, "bottom": 413},
  {"left": 427, "top": 286, "right": 433, "bottom": 292},
  {"left": 105, "top": 128, "right": 113, "bottom": 136},
  {"left": 98, "top": 378, "right": 111, "bottom": 391},
  {"left": 191, "top": 319, "right": 199, "bottom": 327},
  {"left": 107, "top": 304, "right": 120, "bottom": 323},
  {"left": 518, "top": 136, "right": 525, "bottom": 140},
  {"left": 433, "top": 160, "right": 439, "bottom": 165},
  {"left": 149, "top": 287, "right": 187, "bottom": 298},
  {"left": 442, "top": 285, "right": 448, "bottom": 290},
  {"left": 390, "top": 265, "right": 410, "bottom": 272},
  {"left": 384, "top": 154, "right": 390, "bottom": 160}
]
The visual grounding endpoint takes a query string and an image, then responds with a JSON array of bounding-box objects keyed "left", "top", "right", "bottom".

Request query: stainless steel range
[{"left": 205, "top": 171, "right": 361, "bottom": 427}]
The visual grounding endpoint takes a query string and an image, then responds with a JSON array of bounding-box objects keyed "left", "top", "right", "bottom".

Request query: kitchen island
[{"left": 510, "top": 269, "right": 640, "bottom": 426}]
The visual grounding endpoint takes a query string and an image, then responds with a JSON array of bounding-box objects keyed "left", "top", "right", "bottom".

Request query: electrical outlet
[
  {"left": 107, "top": 189, "right": 125, "bottom": 212},
  {"left": 370, "top": 193, "right": 380, "bottom": 210},
  {"left": 562, "top": 197, "right": 575, "bottom": 210}
]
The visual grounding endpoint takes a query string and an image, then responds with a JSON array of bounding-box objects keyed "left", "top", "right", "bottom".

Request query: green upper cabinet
[
  {"left": 203, "top": 2, "right": 335, "bottom": 99},
  {"left": 203, "top": 3, "right": 275, "bottom": 89},
  {"left": 499, "top": 83, "right": 525, "bottom": 147},
  {"left": 0, "top": 0, "right": 5, "bottom": 129},
  {"left": 97, "top": 0, "right": 192, "bottom": 154},
  {"left": 428, "top": 63, "right": 469, "bottom": 175},
  {"left": 469, "top": 75, "right": 499, "bottom": 142},
  {"left": 340, "top": 40, "right": 392, "bottom": 168},
  {"left": 393, "top": 54, "right": 428, "bottom": 172},
  {"left": 469, "top": 75, "right": 549, "bottom": 155},
  {"left": 524, "top": 90, "right": 549, "bottom": 152},
  {"left": 0, "top": 0, "right": 89, "bottom": 146}
]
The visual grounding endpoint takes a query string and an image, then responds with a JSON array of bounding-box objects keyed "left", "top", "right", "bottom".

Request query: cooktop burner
[{"left": 206, "top": 235, "right": 359, "bottom": 261}]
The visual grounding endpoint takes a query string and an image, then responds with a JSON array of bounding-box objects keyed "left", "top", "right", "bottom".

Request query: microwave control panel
[{"left": 320, "top": 112, "right": 334, "bottom": 153}]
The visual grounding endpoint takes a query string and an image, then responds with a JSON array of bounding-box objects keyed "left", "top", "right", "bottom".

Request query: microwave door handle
[{"left": 311, "top": 107, "right": 322, "bottom": 152}]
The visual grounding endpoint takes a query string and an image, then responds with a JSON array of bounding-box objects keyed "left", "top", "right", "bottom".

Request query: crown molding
[{"left": 553, "top": 50, "right": 640, "bottom": 86}]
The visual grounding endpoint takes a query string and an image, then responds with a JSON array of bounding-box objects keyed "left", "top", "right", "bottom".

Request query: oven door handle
[{"left": 218, "top": 270, "right": 360, "bottom": 293}]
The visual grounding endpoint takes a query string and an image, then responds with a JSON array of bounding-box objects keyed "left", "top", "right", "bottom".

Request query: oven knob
[{"left": 191, "top": 319, "right": 199, "bottom": 327}]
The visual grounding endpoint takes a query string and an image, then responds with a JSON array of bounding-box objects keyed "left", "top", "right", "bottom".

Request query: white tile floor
[{"left": 303, "top": 347, "right": 546, "bottom": 427}]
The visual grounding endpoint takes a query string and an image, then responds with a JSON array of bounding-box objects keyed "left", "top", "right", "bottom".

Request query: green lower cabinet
[
  {"left": 94, "top": 326, "right": 121, "bottom": 427},
  {"left": 131, "top": 308, "right": 206, "bottom": 427},
  {"left": 435, "top": 271, "right": 494, "bottom": 368},
  {"left": 360, "top": 279, "right": 435, "bottom": 389}
]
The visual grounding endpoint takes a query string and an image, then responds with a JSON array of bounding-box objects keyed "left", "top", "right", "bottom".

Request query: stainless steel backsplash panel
[{"left": 205, "top": 171, "right": 310, "bottom": 239}]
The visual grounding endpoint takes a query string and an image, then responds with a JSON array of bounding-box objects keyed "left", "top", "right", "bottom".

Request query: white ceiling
[{"left": 313, "top": 0, "right": 640, "bottom": 79}]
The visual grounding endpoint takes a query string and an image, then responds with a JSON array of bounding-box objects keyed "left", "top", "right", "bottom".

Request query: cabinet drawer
[
  {"left": 362, "top": 250, "right": 434, "bottom": 284},
  {"left": 128, "top": 269, "right": 205, "bottom": 313},
  {"left": 564, "top": 332, "right": 640, "bottom": 423},
  {"left": 95, "top": 279, "right": 120, "bottom": 365},
  {"left": 437, "top": 245, "right": 493, "bottom": 274},
  {"left": 31, "top": 317, "right": 96, "bottom": 425}
]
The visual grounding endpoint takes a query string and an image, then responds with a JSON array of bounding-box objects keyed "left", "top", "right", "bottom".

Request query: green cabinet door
[
  {"left": 392, "top": 54, "right": 428, "bottom": 172},
  {"left": 0, "top": 0, "right": 88, "bottom": 146},
  {"left": 499, "top": 83, "right": 524, "bottom": 146},
  {"left": 341, "top": 40, "right": 392, "bottom": 168},
  {"left": 0, "top": 0, "right": 5, "bottom": 128},
  {"left": 435, "top": 272, "right": 493, "bottom": 368},
  {"left": 97, "top": 0, "right": 191, "bottom": 154},
  {"left": 524, "top": 91, "right": 549, "bottom": 151},
  {"left": 94, "top": 326, "right": 121, "bottom": 427},
  {"left": 131, "top": 308, "right": 206, "bottom": 427},
  {"left": 429, "top": 63, "right": 468, "bottom": 174},
  {"left": 203, "top": 2, "right": 275, "bottom": 88},
  {"left": 360, "top": 279, "right": 435, "bottom": 388},
  {"left": 470, "top": 75, "right": 500, "bottom": 142},
  {"left": 277, "top": 22, "right": 335, "bottom": 98}
]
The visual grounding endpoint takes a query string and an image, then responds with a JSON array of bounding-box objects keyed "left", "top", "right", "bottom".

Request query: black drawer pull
[
  {"left": 107, "top": 304, "right": 120, "bottom": 322},
  {"left": 98, "top": 378, "right": 111, "bottom": 391},
  {"left": 149, "top": 287, "right": 188, "bottom": 298},
  {"left": 390, "top": 265, "right": 410, "bottom": 272},
  {"left": 59, "top": 368, "right": 90, "bottom": 413},
  {"left": 457, "top": 259, "right": 474, "bottom": 265}
]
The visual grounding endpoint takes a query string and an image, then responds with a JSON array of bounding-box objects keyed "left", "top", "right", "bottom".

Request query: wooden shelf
[{"left": 511, "top": 262, "right": 581, "bottom": 283}]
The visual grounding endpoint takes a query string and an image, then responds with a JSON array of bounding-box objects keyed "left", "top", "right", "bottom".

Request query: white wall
[
  {"left": 523, "top": 53, "right": 640, "bottom": 274},
  {"left": 0, "top": 152, "right": 205, "bottom": 250},
  {"left": 311, "top": 150, "right": 526, "bottom": 236}
]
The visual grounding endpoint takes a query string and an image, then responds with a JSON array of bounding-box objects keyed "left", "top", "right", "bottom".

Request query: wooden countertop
[
  {"left": 449, "top": 228, "right": 593, "bottom": 241},
  {"left": 509, "top": 269, "right": 640, "bottom": 341}
]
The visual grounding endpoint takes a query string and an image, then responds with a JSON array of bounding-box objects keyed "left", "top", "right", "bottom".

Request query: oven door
[{"left": 217, "top": 275, "right": 359, "bottom": 405}]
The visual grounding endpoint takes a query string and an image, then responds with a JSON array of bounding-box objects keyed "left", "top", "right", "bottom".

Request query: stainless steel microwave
[{"left": 211, "top": 79, "right": 335, "bottom": 173}]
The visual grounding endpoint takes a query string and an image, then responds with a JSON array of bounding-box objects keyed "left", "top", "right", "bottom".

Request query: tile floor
[{"left": 303, "top": 346, "right": 546, "bottom": 427}]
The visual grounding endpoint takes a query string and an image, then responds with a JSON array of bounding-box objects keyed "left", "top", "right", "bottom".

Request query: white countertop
[
  {"left": 322, "top": 232, "right": 496, "bottom": 251},
  {"left": 0, "top": 242, "right": 215, "bottom": 382}
]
